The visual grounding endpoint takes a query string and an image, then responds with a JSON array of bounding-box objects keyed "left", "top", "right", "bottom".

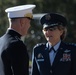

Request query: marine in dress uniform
[
  {"left": 0, "top": 4, "right": 36, "bottom": 75},
  {"left": 31, "top": 13, "right": 76, "bottom": 75}
]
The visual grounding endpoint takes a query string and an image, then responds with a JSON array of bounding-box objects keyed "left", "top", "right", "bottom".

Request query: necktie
[
  {"left": 49, "top": 47, "right": 56, "bottom": 53},
  {"left": 49, "top": 47, "right": 56, "bottom": 65}
]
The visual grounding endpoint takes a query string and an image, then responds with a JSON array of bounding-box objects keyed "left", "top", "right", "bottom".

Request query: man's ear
[{"left": 19, "top": 18, "right": 24, "bottom": 27}]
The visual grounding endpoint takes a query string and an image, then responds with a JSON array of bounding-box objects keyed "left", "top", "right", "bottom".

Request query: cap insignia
[
  {"left": 45, "top": 14, "right": 51, "bottom": 20},
  {"left": 24, "top": 13, "right": 33, "bottom": 19}
]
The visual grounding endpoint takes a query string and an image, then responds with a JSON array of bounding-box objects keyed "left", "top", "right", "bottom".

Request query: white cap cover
[{"left": 5, "top": 4, "right": 36, "bottom": 19}]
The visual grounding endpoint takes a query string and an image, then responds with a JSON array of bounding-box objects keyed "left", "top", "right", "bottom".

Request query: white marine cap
[{"left": 5, "top": 4, "right": 36, "bottom": 19}]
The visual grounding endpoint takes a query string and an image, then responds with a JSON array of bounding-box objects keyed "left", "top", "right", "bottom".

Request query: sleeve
[
  {"left": 71, "top": 45, "right": 76, "bottom": 75},
  {"left": 31, "top": 48, "right": 40, "bottom": 75},
  {"left": 8, "top": 41, "right": 29, "bottom": 75}
]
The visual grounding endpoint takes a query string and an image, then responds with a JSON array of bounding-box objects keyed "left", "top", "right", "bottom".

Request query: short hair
[{"left": 57, "top": 25, "right": 67, "bottom": 40}]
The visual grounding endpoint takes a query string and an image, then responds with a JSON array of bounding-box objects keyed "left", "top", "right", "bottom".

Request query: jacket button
[{"left": 50, "top": 70, "right": 52, "bottom": 73}]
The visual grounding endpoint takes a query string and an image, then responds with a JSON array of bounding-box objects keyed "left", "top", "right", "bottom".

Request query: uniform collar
[
  {"left": 6, "top": 28, "right": 21, "bottom": 39},
  {"left": 46, "top": 40, "right": 61, "bottom": 52}
]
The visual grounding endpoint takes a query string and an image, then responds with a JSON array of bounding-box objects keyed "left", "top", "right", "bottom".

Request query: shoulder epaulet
[
  {"left": 34, "top": 43, "right": 46, "bottom": 49},
  {"left": 66, "top": 43, "right": 76, "bottom": 46}
]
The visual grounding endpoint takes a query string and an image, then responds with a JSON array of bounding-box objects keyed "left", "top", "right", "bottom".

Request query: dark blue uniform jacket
[{"left": 31, "top": 42, "right": 76, "bottom": 75}]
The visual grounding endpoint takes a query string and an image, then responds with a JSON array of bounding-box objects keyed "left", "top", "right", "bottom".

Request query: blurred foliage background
[{"left": 0, "top": 0, "right": 76, "bottom": 60}]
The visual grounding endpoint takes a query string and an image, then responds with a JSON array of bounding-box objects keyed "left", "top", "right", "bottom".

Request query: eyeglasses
[{"left": 43, "top": 27, "right": 58, "bottom": 31}]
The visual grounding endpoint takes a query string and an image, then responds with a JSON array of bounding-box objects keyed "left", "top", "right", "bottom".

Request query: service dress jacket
[
  {"left": 31, "top": 41, "right": 76, "bottom": 75},
  {"left": 0, "top": 30, "right": 29, "bottom": 75}
]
